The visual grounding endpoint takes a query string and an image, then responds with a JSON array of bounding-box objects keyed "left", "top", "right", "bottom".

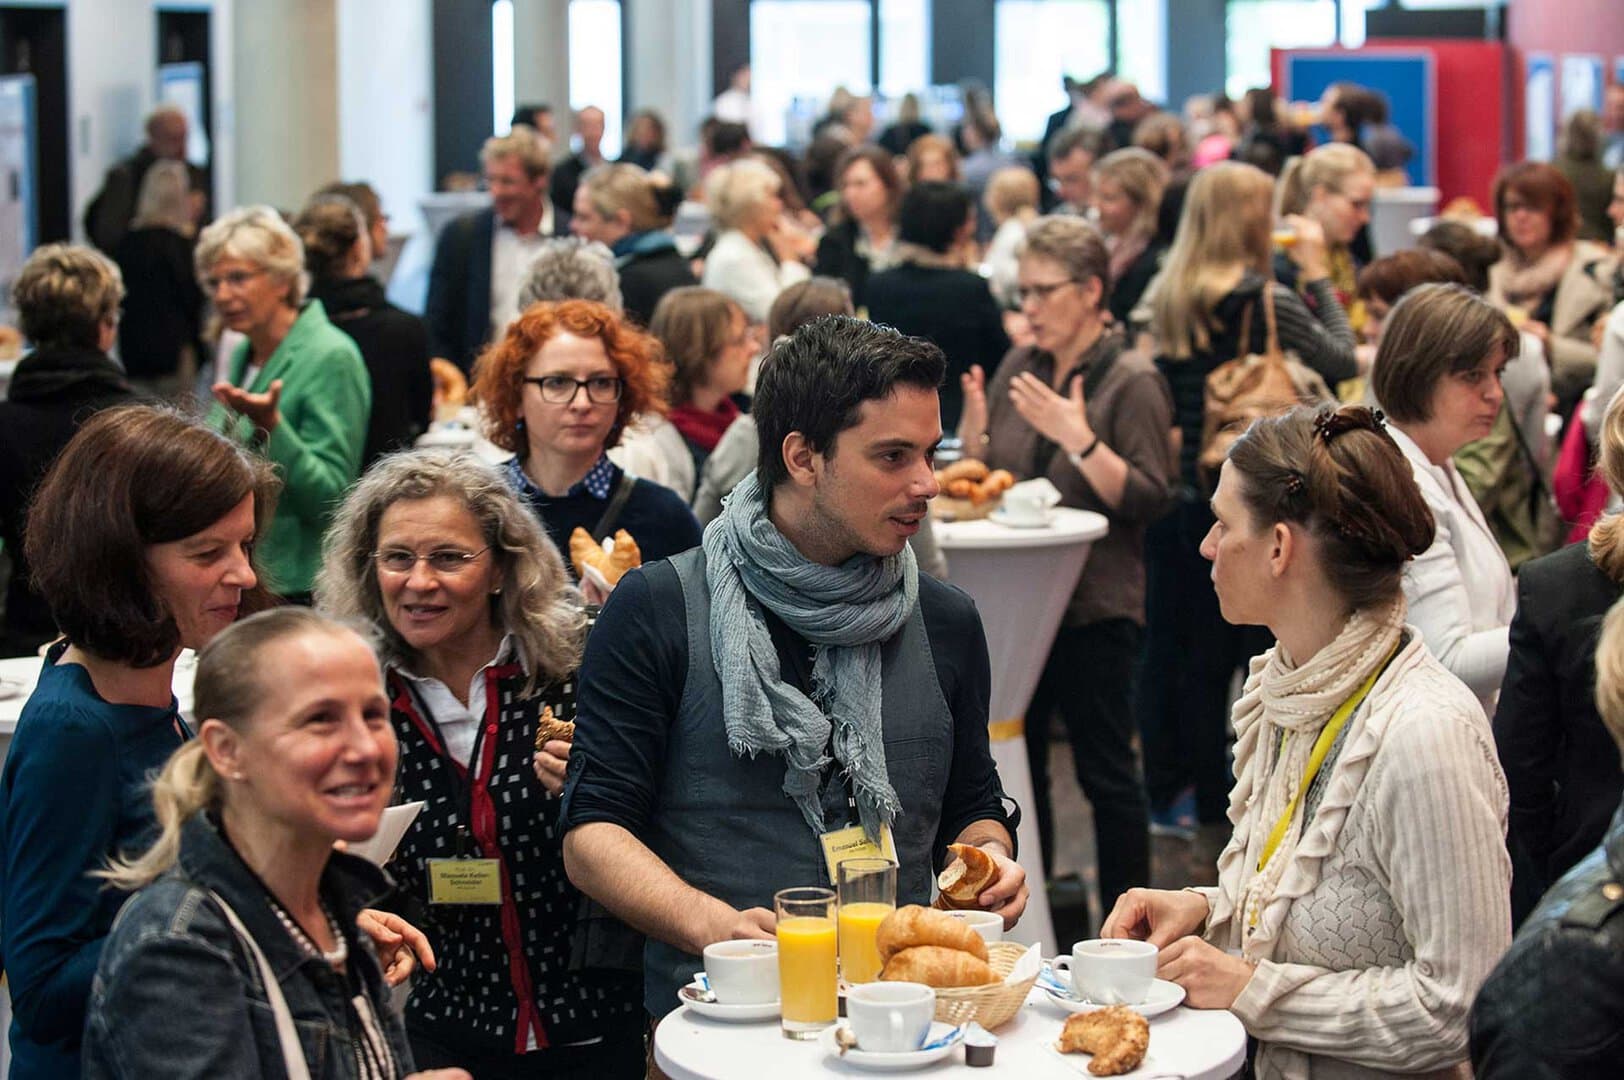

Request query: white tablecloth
[
  {"left": 655, "top": 988, "right": 1247, "bottom": 1080},
  {"left": 935, "top": 509, "right": 1109, "bottom": 957},
  {"left": 0, "top": 651, "right": 198, "bottom": 745}
]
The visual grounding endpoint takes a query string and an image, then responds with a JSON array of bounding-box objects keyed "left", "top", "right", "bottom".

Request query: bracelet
[{"left": 1067, "top": 437, "right": 1101, "bottom": 469}]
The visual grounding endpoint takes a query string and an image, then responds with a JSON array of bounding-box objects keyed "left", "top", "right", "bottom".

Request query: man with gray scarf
[{"left": 560, "top": 316, "right": 1026, "bottom": 1018}]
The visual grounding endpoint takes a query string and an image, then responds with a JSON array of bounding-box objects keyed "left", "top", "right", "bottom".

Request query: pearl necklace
[{"left": 271, "top": 900, "right": 349, "bottom": 967}]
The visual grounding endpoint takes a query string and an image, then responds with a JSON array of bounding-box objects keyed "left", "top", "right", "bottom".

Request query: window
[
  {"left": 1224, "top": 0, "right": 1337, "bottom": 100},
  {"left": 492, "top": 0, "right": 514, "bottom": 136},
  {"left": 994, "top": 0, "right": 1111, "bottom": 145},
  {"left": 751, "top": 0, "right": 873, "bottom": 148},
  {"left": 878, "top": 0, "right": 930, "bottom": 100},
  {"left": 569, "top": 0, "right": 623, "bottom": 160},
  {"left": 1113, "top": 0, "right": 1165, "bottom": 106}
]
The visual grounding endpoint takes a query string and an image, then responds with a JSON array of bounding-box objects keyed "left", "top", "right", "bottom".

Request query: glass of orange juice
[
  {"left": 837, "top": 858, "right": 896, "bottom": 985},
  {"left": 775, "top": 886, "right": 838, "bottom": 1039}
]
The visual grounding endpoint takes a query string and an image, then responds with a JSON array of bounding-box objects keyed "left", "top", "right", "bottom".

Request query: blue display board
[
  {"left": 0, "top": 74, "right": 38, "bottom": 305},
  {"left": 1283, "top": 52, "right": 1435, "bottom": 188}
]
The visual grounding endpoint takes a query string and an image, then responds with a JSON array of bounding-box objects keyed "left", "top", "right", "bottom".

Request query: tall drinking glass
[
  {"left": 837, "top": 858, "right": 897, "bottom": 985},
  {"left": 775, "top": 886, "right": 838, "bottom": 1039}
]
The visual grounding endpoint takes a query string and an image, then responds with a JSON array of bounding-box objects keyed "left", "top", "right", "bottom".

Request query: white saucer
[
  {"left": 819, "top": 1021, "right": 961, "bottom": 1071},
  {"left": 988, "top": 507, "right": 1052, "bottom": 529},
  {"left": 1040, "top": 973, "right": 1186, "bottom": 1018},
  {"left": 676, "top": 981, "right": 780, "bottom": 1022}
]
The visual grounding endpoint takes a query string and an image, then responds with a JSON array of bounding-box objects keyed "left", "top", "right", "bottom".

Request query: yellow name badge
[
  {"left": 427, "top": 858, "right": 503, "bottom": 905},
  {"left": 818, "top": 823, "right": 899, "bottom": 885}
]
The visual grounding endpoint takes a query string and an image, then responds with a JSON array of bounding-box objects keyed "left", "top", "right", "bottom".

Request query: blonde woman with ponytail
[
  {"left": 1495, "top": 382, "right": 1624, "bottom": 925},
  {"left": 83, "top": 609, "right": 468, "bottom": 1080},
  {"left": 1274, "top": 143, "right": 1377, "bottom": 334}
]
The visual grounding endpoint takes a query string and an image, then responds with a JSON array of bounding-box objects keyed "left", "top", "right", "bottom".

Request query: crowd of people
[{"left": 0, "top": 66, "right": 1623, "bottom": 1080}]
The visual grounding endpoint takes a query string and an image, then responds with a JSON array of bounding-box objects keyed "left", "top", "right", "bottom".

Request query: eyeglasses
[
  {"left": 1015, "top": 279, "right": 1078, "bottom": 305},
  {"left": 523, "top": 374, "right": 624, "bottom": 404},
  {"left": 371, "top": 548, "right": 490, "bottom": 575},
  {"left": 203, "top": 268, "right": 267, "bottom": 294}
]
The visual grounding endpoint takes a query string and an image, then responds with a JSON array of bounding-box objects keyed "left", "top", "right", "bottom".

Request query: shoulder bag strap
[
  {"left": 208, "top": 890, "right": 314, "bottom": 1080},
  {"left": 1233, "top": 300, "right": 1254, "bottom": 362},
  {"left": 592, "top": 471, "right": 638, "bottom": 542},
  {"left": 1261, "top": 282, "right": 1283, "bottom": 362}
]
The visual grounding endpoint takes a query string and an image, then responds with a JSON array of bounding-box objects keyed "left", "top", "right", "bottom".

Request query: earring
[{"left": 491, "top": 586, "right": 503, "bottom": 596}]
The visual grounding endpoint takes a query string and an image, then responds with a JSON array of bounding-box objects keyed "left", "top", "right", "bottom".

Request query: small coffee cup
[
  {"left": 846, "top": 981, "right": 935, "bottom": 1053},
  {"left": 1052, "top": 938, "right": 1157, "bottom": 1005},
  {"left": 944, "top": 908, "right": 1004, "bottom": 945},
  {"left": 702, "top": 939, "right": 779, "bottom": 1004},
  {"left": 999, "top": 486, "right": 1052, "bottom": 526}
]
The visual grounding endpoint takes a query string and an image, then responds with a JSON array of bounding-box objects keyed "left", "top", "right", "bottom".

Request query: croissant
[
  {"left": 429, "top": 357, "right": 468, "bottom": 407},
  {"left": 568, "top": 527, "right": 643, "bottom": 586},
  {"left": 1057, "top": 1006, "right": 1150, "bottom": 1076},
  {"left": 936, "top": 459, "right": 989, "bottom": 485},
  {"left": 880, "top": 945, "right": 999, "bottom": 988},
  {"left": 533, "top": 705, "right": 575, "bottom": 751},
  {"left": 875, "top": 905, "right": 987, "bottom": 963},
  {"left": 605, "top": 529, "right": 642, "bottom": 581},
  {"left": 934, "top": 843, "right": 999, "bottom": 909}
]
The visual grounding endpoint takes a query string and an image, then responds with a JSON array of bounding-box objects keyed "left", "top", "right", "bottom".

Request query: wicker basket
[
  {"left": 930, "top": 493, "right": 1002, "bottom": 522},
  {"left": 932, "top": 942, "right": 1035, "bottom": 1031}
]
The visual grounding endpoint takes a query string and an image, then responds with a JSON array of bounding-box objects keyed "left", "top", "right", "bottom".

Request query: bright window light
[
  {"left": 995, "top": 0, "right": 1111, "bottom": 145},
  {"left": 751, "top": 0, "right": 873, "bottom": 148},
  {"left": 492, "top": 0, "right": 514, "bottom": 136},
  {"left": 1114, "top": 0, "right": 1166, "bottom": 106},
  {"left": 1225, "top": 0, "right": 1337, "bottom": 100},
  {"left": 879, "top": 0, "right": 930, "bottom": 100},
  {"left": 569, "top": 0, "right": 623, "bottom": 159}
]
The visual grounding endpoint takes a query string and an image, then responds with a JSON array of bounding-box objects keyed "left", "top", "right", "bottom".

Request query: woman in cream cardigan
[
  {"left": 1103, "top": 404, "right": 1511, "bottom": 1080},
  {"left": 1371, "top": 283, "right": 1520, "bottom": 715}
]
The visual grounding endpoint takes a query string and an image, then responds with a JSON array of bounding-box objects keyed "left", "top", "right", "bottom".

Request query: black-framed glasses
[
  {"left": 370, "top": 548, "right": 490, "bottom": 575},
  {"left": 523, "top": 375, "right": 624, "bottom": 404},
  {"left": 1014, "top": 279, "right": 1078, "bottom": 305}
]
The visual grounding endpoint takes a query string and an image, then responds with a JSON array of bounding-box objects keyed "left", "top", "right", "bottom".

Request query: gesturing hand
[
  {"left": 1008, "top": 371, "right": 1093, "bottom": 456},
  {"left": 958, "top": 364, "right": 989, "bottom": 452},
  {"left": 212, "top": 378, "right": 284, "bottom": 435},
  {"left": 356, "top": 908, "right": 436, "bottom": 986}
]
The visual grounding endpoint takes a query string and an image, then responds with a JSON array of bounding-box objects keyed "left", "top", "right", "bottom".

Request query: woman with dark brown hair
[
  {"left": 1487, "top": 161, "right": 1616, "bottom": 415},
  {"left": 813, "top": 145, "right": 903, "bottom": 309},
  {"left": 471, "top": 299, "right": 701, "bottom": 588},
  {"left": 1105, "top": 404, "right": 1510, "bottom": 1079},
  {"left": 648, "top": 286, "right": 755, "bottom": 476}
]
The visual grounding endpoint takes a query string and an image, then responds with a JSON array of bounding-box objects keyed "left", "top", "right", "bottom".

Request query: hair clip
[{"left": 1283, "top": 471, "right": 1306, "bottom": 497}]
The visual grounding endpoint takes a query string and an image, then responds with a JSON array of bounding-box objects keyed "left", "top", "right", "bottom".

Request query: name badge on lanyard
[
  {"left": 427, "top": 857, "right": 503, "bottom": 905},
  {"left": 818, "top": 823, "right": 899, "bottom": 886}
]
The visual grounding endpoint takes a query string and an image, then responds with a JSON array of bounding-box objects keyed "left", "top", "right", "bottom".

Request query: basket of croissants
[
  {"left": 874, "top": 904, "right": 1033, "bottom": 1031},
  {"left": 931, "top": 459, "right": 1015, "bottom": 521}
]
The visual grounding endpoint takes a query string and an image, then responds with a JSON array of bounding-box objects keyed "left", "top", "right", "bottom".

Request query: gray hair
[
  {"left": 517, "top": 237, "right": 623, "bottom": 311},
  {"left": 314, "top": 449, "right": 587, "bottom": 691},
  {"left": 131, "top": 160, "right": 196, "bottom": 235},
  {"left": 194, "top": 205, "right": 308, "bottom": 306},
  {"left": 1019, "top": 215, "right": 1109, "bottom": 300}
]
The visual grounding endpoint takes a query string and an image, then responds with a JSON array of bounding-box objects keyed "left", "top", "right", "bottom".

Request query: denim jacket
[
  {"left": 82, "top": 814, "right": 415, "bottom": 1079},
  {"left": 1470, "top": 795, "right": 1624, "bottom": 1078}
]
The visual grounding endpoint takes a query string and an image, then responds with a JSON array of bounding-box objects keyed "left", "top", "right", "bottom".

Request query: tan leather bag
[{"left": 1197, "top": 286, "right": 1331, "bottom": 488}]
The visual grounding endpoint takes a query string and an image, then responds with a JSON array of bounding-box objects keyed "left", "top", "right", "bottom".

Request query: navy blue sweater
[
  {"left": 504, "top": 458, "right": 703, "bottom": 571},
  {"left": 0, "top": 645, "right": 186, "bottom": 1079}
]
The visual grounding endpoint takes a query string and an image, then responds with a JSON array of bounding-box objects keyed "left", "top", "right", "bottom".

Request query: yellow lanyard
[{"left": 1255, "top": 644, "right": 1399, "bottom": 876}]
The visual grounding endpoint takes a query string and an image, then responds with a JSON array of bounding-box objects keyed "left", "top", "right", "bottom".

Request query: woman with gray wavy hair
[
  {"left": 517, "top": 236, "right": 624, "bottom": 312},
  {"left": 314, "top": 448, "right": 644, "bottom": 1077},
  {"left": 200, "top": 204, "right": 371, "bottom": 601}
]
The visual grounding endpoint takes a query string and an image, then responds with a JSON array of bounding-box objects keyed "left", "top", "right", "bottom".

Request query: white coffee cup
[
  {"left": 846, "top": 981, "right": 935, "bottom": 1053},
  {"left": 999, "top": 486, "right": 1052, "bottom": 526},
  {"left": 701, "top": 939, "right": 779, "bottom": 1004},
  {"left": 944, "top": 908, "right": 1004, "bottom": 944},
  {"left": 1052, "top": 938, "right": 1157, "bottom": 1005}
]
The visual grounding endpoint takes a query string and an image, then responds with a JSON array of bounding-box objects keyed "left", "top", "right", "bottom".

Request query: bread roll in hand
[
  {"left": 933, "top": 843, "right": 999, "bottom": 910},
  {"left": 875, "top": 905, "right": 988, "bottom": 963},
  {"left": 568, "top": 527, "right": 643, "bottom": 587},
  {"left": 880, "top": 945, "right": 999, "bottom": 987}
]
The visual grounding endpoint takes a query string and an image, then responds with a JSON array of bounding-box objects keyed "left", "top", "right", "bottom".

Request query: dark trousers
[
  {"left": 1025, "top": 617, "right": 1151, "bottom": 917},
  {"left": 410, "top": 1024, "right": 646, "bottom": 1080},
  {"left": 1137, "top": 492, "right": 1272, "bottom": 823}
]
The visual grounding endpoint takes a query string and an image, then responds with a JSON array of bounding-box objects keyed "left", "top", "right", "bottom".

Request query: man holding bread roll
[{"left": 560, "top": 317, "right": 1027, "bottom": 1018}]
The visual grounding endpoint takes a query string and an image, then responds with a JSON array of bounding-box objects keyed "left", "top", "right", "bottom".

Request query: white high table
[
  {"left": 934, "top": 508, "right": 1109, "bottom": 957},
  {"left": 655, "top": 989, "right": 1247, "bottom": 1079}
]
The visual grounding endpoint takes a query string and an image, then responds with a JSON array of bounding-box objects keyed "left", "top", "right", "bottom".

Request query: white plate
[
  {"left": 988, "top": 507, "right": 1052, "bottom": 529},
  {"left": 819, "top": 1021, "right": 961, "bottom": 1071},
  {"left": 1040, "top": 973, "right": 1186, "bottom": 1018},
  {"left": 676, "top": 981, "right": 780, "bottom": 1022}
]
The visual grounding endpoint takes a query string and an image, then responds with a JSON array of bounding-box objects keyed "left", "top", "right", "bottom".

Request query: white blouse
[{"left": 1388, "top": 425, "right": 1516, "bottom": 711}]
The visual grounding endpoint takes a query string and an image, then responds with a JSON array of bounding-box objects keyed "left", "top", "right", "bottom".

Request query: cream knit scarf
[
  {"left": 1218, "top": 594, "right": 1407, "bottom": 959},
  {"left": 1497, "top": 242, "right": 1573, "bottom": 308}
]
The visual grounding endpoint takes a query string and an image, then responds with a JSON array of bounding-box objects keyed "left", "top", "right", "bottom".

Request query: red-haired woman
[{"left": 471, "top": 300, "right": 702, "bottom": 585}]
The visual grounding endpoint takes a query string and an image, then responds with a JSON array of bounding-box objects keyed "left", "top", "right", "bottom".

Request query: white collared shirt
[
  {"left": 393, "top": 633, "right": 523, "bottom": 769},
  {"left": 489, "top": 208, "right": 554, "bottom": 338}
]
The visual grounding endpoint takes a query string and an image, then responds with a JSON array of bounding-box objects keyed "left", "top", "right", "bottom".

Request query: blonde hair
[
  {"left": 1274, "top": 142, "right": 1375, "bottom": 219},
  {"left": 1093, "top": 147, "right": 1169, "bottom": 241},
  {"left": 131, "top": 159, "right": 196, "bottom": 235},
  {"left": 580, "top": 162, "right": 670, "bottom": 232},
  {"left": 1150, "top": 162, "right": 1275, "bottom": 358},
  {"left": 314, "top": 449, "right": 587, "bottom": 692},
  {"left": 984, "top": 166, "right": 1040, "bottom": 223},
  {"left": 101, "top": 608, "right": 367, "bottom": 891},
  {"left": 1590, "top": 385, "right": 1624, "bottom": 584},
  {"left": 13, "top": 243, "right": 124, "bottom": 349},
  {"left": 482, "top": 124, "right": 553, "bottom": 181},
  {"left": 1594, "top": 596, "right": 1624, "bottom": 759},
  {"left": 194, "top": 205, "right": 308, "bottom": 307},
  {"left": 704, "top": 158, "right": 780, "bottom": 231}
]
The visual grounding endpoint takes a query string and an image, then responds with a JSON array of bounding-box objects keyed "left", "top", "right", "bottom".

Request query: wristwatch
[{"left": 1066, "top": 437, "right": 1101, "bottom": 469}]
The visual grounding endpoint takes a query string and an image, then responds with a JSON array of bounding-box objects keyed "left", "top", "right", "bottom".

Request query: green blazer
[{"left": 208, "top": 300, "right": 370, "bottom": 596}]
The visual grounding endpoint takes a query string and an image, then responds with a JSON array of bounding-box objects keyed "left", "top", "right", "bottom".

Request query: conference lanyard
[
  {"left": 1255, "top": 642, "right": 1400, "bottom": 876},
  {"left": 394, "top": 675, "right": 491, "bottom": 858}
]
